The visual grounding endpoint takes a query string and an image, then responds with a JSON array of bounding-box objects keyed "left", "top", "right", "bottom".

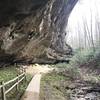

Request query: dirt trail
[
  {"left": 26, "top": 64, "right": 54, "bottom": 75},
  {"left": 21, "top": 64, "right": 54, "bottom": 100}
]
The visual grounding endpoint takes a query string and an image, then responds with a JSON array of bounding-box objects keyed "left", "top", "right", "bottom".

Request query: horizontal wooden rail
[
  {"left": 5, "top": 75, "right": 25, "bottom": 95},
  {"left": 4, "top": 73, "right": 25, "bottom": 86},
  {"left": 0, "top": 72, "right": 26, "bottom": 100},
  {"left": 0, "top": 85, "right": 3, "bottom": 89}
]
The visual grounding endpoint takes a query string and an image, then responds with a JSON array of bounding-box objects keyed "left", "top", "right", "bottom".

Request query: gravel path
[
  {"left": 21, "top": 64, "right": 54, "bottom": 100},
  {"left": 21, "top": 74, "right": 42, "bottom": 100}
]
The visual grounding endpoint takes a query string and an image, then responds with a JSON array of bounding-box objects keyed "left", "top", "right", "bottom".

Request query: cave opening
[{"left": 66, "top": 0, "right": 100, "bottom": 51}]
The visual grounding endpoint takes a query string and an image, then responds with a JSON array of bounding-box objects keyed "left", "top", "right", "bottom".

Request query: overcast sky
[{"left": 66, "top": 0, "right": 100, "bottom": 48}]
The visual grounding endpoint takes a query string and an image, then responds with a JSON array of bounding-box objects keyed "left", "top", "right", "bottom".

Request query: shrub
[{"left": 70, "top": 47, "right": 100, "bottom": 66}]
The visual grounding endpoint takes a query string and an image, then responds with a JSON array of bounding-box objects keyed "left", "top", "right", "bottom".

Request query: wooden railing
[{"left": 0, "top": 71, "right": 26, "bottom": 100}]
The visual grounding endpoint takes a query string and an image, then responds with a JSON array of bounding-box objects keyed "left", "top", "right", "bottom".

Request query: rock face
[{"left": 0, "top": 0, "right": 78, "bottom": 64}]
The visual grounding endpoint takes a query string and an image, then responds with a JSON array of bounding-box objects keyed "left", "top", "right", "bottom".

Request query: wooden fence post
[
  {"left": 24, "top": 68, "right": 27, "bottom": 82},
  {"left": 24, "top": 73, "right": 27, "bottom": 82},
  {"left": 16, "top": 75, "right": 19, "bottom": 91},
  {"left": 1, "top": 81, "right": 6, "bottom": 100},
  {"left": 24, "top": 68, "right": 25, "bottom": 73}
]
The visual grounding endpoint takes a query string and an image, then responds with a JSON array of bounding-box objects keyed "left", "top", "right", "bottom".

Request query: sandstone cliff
[{"left": 0, "top": 0, "right": 78, "bottom": 64}]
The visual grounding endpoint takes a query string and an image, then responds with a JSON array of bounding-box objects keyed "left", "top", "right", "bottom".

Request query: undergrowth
[
  {"left": 0, "top": 66, "right": 32, "bottom": 100},
  {"left": 40, "top": 47, "right": 100, "bottom": 100},
  {"left": 70, "top": 47, "right": 100, "bottom": 67}
]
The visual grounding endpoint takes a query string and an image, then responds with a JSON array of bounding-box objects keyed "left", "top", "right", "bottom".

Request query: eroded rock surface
[{"left": 0, "top": 0, "right": 78, "bottom": 64}]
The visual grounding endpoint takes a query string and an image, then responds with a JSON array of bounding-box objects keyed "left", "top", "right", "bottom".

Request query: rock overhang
[{"left": 0, "top": 0, "right": 78, "bottom": 65}]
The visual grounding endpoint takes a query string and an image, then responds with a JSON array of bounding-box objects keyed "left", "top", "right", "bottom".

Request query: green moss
[
  {"left": 0, "top": 66, "right": 33, "bottom": 100},
  {"left": 40, "top": 72, "right": 70, "bottom": 100},
  {"left": 0, "top": 66, "right": 18, "bottom": 82},
  {"left": 53, "top": 63, "right": 68, "bottom": 68},
  {"left": 41, "top": 72, "right": 66, "bottom": 85}
]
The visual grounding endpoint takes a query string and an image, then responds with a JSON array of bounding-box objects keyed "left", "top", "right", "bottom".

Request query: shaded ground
[{"left": 40, "top": 63, "right": 100, "bottom": 100}]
